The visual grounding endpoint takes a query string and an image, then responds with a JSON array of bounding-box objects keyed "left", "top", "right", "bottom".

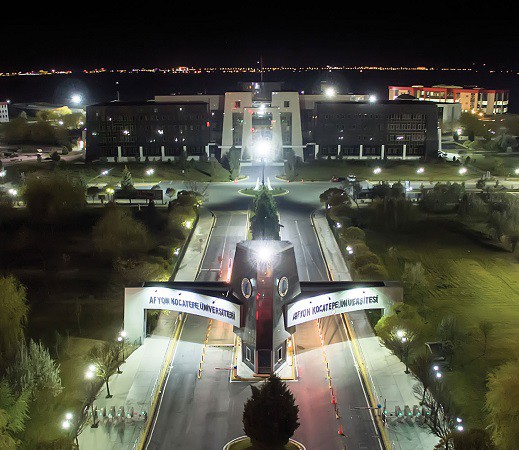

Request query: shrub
[
  {"left": 351, "top": 252, "right": 381, "bottom": 271},
  {"left": 340, "top": 226, "right": 366, "bottom": 243},
  {"left": 356, "top": 263, "right": 389, "bottom": 280}
]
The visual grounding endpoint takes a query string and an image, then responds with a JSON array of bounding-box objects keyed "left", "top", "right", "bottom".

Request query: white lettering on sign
[
  {"left": 286, "top": 287, "right": 394, "bottom": 327},
  {"left": 125, "top": 287, "right": 241, "bottom": 327}
]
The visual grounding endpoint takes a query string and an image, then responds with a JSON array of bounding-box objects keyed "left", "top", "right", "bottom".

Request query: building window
[
  {"left": 277, "top": 347, "right": 283, "bottom": 362},
  {"left": 246, "top": 347, "right": 252, "bottom": 362},
  {"left": 234, "top": 101, "right": 241, "bottom": 108},
  {"left": 284, "top": 101, "right": 290, "bottom": 108}
]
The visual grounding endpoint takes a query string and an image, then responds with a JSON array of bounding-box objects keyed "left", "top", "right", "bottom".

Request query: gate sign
[
  {"left": 286, "top": 286, "right": 400, "bottom": 327},
  {"left": 124, "top": 287, "right": 241, "bottom": 342}
]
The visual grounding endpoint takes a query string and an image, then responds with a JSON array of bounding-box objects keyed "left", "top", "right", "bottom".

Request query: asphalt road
[{"left": 146, "top": 163, "right": 383, "bottom": 450}]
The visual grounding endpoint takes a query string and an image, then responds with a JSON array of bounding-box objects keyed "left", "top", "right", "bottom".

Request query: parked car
[{"left": 330, "top": 176, "right": 345, "bottom": 182}]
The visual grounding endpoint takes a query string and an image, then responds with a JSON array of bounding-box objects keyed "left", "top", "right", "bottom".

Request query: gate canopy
[
  {"left": 125, "top": 284, "right": 241, "bottom": 343},
  {"left": 286, "top": 282, "right": 402, "bottom": 327}
]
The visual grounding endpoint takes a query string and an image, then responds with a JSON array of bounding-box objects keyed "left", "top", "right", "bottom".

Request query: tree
[
  {"left": 165, "top": 187, "right": 176, "bottom": 200},
  {"left": 0, "top": 276, "right": 29, "bottom": 363},
  {"left": 87, "top": 342, "right": 122, "bottom": 399},
  {"left": 228, "top": 146, "right": 241, "bottom": 179},
  {"left": 243, "top": 374, "right": 300, "bottom": 449},
  {"left": 23, "top": 173, "right": 86, "bottom": 223},
  {"left": 0, "top": 379, "right": 29, "bottom": 450},
  {"left": 120, "top": 165, "right": 134, "bottom": 190},
  {"left": 92, "top": 204, "right": 152, "bottom": 258},
  {"left": 486, "top": 358, "right": 519, "bottom": 450},
  {"left": 284, "top": 148, "right": 297, "bottom": 181},
  {"left": 5, "top": 339, "right": 63, "bottom": 400},
  {"left": 250, "top": 188, "right": 280, "bottom": 240},
  {"left": 410, "top": 352, "right": 435, "bottom": 406},
  {"left": 478, "top": 320, "right": 494, "bottom": 356},
  {"left": 451, "top": 428, "right": 495, "bottom": 450},
  {"left": 86, "top": 186, "right": 100, "bottom": 203}
]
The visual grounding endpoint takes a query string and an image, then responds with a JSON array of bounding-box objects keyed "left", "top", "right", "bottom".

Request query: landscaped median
[{"left": 223, "top": 436, "right": 305, "bottom": 450}]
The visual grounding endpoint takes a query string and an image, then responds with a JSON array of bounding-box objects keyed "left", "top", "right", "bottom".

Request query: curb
[
  {"left": 138, "top": 313, "right": 186, "bottom": 450},
  {"left": 139, "top": 208, "right": 215, "bottom": 449},
  {"left": 309, "top": 210, "right": 391, "bottom": 450}
]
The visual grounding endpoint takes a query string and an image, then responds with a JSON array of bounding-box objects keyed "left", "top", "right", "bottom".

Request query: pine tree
[
  {"left": 120, "top": 165, "right": 134, "bottom": 190},
  {"left": 243, "top": 374, "right": 300, "bottom": 449}
]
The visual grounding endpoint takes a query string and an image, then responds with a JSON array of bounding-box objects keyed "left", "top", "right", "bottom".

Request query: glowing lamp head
[
  {"left": 256, "top": 140, "right": 271, "bottom": 158},
  {"left": 257, "top": 246, "right": 273, "bottom": 263},
  {"left": 325, "top": 87, "right": 336, "bottom": 98},
  {"left": 71, "top": 94, "right": 82, "bottom": 104}
]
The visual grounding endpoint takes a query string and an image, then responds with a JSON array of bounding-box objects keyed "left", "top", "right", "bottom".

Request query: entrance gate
[{"left": 124, "top": 241, "right": 403, "bottom": 374}]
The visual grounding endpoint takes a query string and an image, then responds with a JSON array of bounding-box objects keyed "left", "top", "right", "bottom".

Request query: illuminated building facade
[
  {"left": 388, "top": 85, "right": 510, "bottom": 114},
  {"left": 0, "top": 102, "right": 9, "bottom": 123},
  {"left": 85, "top": 83, "right": 440, "bottom": 162}
]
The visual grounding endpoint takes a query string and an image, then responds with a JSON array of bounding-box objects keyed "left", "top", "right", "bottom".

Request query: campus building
[
  {"left": 388, "top": 85, "right": 510, "bottom": 114},
  {"left": 85, "top": 101, "right": 212, "bottom": 162},
  {"left": 0, "top": 102, "right": 9, "bottom": 123},
  {"left": 85, "top": 83, "right": 440, "bottom": 162}
]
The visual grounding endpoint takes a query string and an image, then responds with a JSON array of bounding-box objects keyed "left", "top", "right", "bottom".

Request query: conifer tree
[{"left": 243, "top": 374, "right": 300, "bottom": 449}]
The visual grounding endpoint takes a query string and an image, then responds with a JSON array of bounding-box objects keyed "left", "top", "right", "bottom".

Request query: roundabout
[
  {"left": 238, "top": 187, "right": 288, "bottom": 197},
  {"left": 223, "top": 436, "right": 306, "bottom": 450}
]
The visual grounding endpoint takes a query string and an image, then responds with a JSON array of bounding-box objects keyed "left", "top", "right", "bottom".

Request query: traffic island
[{"left": 224, "top": 436, "right": 305, "bottom": 450}]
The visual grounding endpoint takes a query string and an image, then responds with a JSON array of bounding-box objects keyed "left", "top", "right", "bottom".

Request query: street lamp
[
  {"left": 85, "top": 365, "right": 99, "bottom": 428},
  {"left": 62, "top": 412, "right": 73, "bottom": 430},
  {"left": 71, "top": 94, "right": 82, "bottom": 105},
  {"left": 373, "top": 167, "right": 382, "bottom": 175},
  {"left": 325, "top": 87, "right": 336, "bottom": 98},
  {"left": 459, "top": 167, "right": 468, "bottom": 175},
  {"left": 145, "top": 168, "right": 155, "bottom": 176},
  {"left": 417, "top": 167, "right": 425, "bottom": 174},
  {"left": 118, "top": 330, "right": 127, "bottom": 362},
  {"left": 396, "top": 330, "right": 410, "bottom": 373}
]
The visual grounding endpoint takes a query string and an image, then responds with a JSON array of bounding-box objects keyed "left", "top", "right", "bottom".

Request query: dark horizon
[{"left": 2, "top": 6, "right": 518, "bottom": 72}]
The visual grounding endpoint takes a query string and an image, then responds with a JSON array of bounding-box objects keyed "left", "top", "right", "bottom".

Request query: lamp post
[
  {"left": 396, "top": 330, "right": 410, "bottom": 373},
  {"left": 118, "top": 330, "right": 127, "bottom": 362},
  {"left": 85, "top": 365, "right": 99, "bottom": 428}
]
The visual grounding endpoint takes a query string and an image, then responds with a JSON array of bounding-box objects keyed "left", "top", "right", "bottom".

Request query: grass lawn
[
  {"left": 4, "top": 159, "right": 232, "bottom": 185},
  {"left": 366, "top": 219, "right": 519, "bottom": 427},
  {"left": 289, "top": 159, "right": 478, "bottom": 182}
]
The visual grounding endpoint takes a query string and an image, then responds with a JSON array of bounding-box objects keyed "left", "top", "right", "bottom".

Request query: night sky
[{"left": 3, "top": 3, "right": 518, "bottom": 71}]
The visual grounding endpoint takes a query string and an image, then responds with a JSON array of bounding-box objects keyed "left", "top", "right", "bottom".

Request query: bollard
[{"left": 338, "top": 424, "right": 344, "bottom": 435}]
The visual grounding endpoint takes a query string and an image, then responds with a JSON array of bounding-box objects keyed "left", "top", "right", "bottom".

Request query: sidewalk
[
  {"left": 312, "top": 208, "right": 439, "bottom": 450},
  {"left": 79, "top": 207, "right": 215, "bottom": 450}
]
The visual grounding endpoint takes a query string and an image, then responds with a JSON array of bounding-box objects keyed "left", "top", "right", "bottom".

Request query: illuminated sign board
[
  {"left": 125, "top": 287, "right": 241, "bottom": 329},
  {"left": 286, "top": 287, "right": 399, "bottom": 327}
]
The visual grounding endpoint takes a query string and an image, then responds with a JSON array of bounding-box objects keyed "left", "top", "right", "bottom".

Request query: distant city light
[
  {"left": 514, "top": 168, "right": 519, "bottom": 175},
  {"left": 459, "top": 167, "right": 468, "bottom": 175},
  {"left": 417, "top": 167, "right": 425, "bottom": 174},
  {"left": 373, "top": 167, "right": 382, "bottom": 174},
  {"left": 145, "top": 168, "right": 155, "bottom": 176}
]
